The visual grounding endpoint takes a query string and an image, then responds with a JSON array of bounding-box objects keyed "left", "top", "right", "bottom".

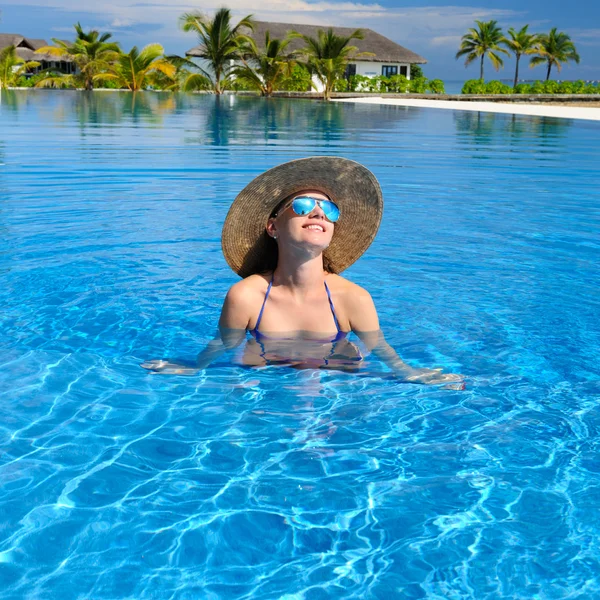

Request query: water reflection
[
  {"left": 454, "top": 111, "right": 572, "bottom": 148},
  {"left": 2, "top": 90, "right": 425, "bottom": 147},
  {"left": 0, "top": 89, "right": 21, "bottom": 110},
  {"left": 0, "top": 90, "right": 180, "bottom": 128}
]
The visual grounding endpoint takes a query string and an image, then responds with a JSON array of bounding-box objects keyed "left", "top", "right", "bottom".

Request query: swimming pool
[{"left": 1, "top": 90, "right": 599, "bottom": 599}]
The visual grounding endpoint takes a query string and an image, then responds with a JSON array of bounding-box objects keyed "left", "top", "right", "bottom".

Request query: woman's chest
[{"left": 251, "top": 293, "right": 342, "bottom": 335}]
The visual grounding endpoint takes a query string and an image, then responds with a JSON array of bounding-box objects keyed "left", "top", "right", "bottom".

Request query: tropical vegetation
[
  {"left": 3, "top": 11, "right": 589, "bottom": 97},
  {"left": 456, "top": 20, "right": 509, "bottom": 81},
  {"left": 530, "top": 28, "right": 581, "bottom": 81},
  {"left": 291, "top": 27, "right": 368, "bottom": 101},
  {"left": 501, "top": 25, "right": 539, "bottom": 88},
  {"left": 36, "top": 22, "right": 120, "bottom": 90},
  {"left": 338, "top": 74, "right": 445, "bottom": 94},
  {"left": 0, "top": 45, "right": 39, "bottom": 89},
  {"left": 232, "top": 32, "right": 295, "bottom": 96},
  {"left": 457, "top": 20, "right": 583, "bottom": 91},
  {"left": 179, "top": 8, "right": 254, "bottom": 94},
  {"left": 462, "top": 79, "right": 599, "bottom": 95},
  {"left": 96, "top": 44, "right": 175, "bottom": 91}
]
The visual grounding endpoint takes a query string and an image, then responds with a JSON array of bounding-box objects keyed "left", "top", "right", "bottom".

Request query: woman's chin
[{"left": 300, "top": 232, "right": 332, "bottom": 250}]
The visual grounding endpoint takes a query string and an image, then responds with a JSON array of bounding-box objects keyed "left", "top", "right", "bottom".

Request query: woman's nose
[{"left": 310, "top": 204, "right": 326, "bottom": 219}]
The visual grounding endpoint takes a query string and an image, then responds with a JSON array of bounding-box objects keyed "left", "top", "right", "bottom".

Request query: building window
[
  {"left": 400, "top": 66, "right": 408, "bottom": 77},
  {"left": 382, "top": 65, "right": 398, "bottom": 77}
]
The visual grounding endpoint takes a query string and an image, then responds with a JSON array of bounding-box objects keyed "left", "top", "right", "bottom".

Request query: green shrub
[
  {"left": 485, "top": 80, "right": 512, "bottom": 94},
  {"left": 555, "top": 81, "right": 572, "bottom": 93},
  {"left": 345, "top": 74, "right": 368, "bottom": 92},
  {"left": 461, "top": 79, "right": 486, "bottom": 94},
  {"left": 15, "top": 75, "right": 35, "bottom": 87},
  {"left": 584, "top": 83, "right": 600, "bottom": 94},
  {"left": 230, "top": 77, "right": 255, "bottom": 91},
  {"left": 16, "top": 71, "right": 64, "bottom": 88},
  {"left": 409, "top": 77, "right": 427, "bottom": 93},
  {"left": 385, "top": 74, "right": 410, "bottom": 93},
  {"left": 513, "top": 83, "right": 532, "bottom": 94},
  {"left": 427, "top": 79, "right": 445, "bottom": 94},
  {"left": 540, "top": 80, "right": 559, "bottom": 93},
  {"left": 529, "top": 81, "right": 546, "bottom": 94},
  {"left": 333, "top": 78, "right": 349, "bottom": 92},
  {"left": 410, "top": 64, "right": 424, "bottom": 79},
  {"left": 367, "top": 76, "right": 386, "bottom": 92},
  {"left": 279, "top": 65, "right": 313, "bottom": 92}
]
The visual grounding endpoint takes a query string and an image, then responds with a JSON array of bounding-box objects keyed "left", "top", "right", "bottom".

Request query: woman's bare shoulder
[
  {"left": 225, "top": 273, "right": 271, "bottom": 303},
  {"left": 325, "top": 273, "right": 372, "bottom": 299}
]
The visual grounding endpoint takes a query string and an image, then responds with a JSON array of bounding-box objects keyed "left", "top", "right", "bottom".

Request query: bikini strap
[
  {"left": 254, "top": 275, "right": 274, "bottom": 332},
  {"left": 324, "top": 281, "right": 341, "bottom": 332}
]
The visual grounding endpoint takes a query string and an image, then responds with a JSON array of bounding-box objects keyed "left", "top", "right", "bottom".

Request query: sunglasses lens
[
  {"left": 290, "top": 196, "right": 340, "bottom": 222},
  {"left": 320, "top": 200, "right": 340, "bottom": 223},
  {"left": 291, "top": 197, "right": 316, "bottom": 216}
]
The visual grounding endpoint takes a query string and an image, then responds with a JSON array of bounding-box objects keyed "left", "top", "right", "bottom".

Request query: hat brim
[{"left": 222, "top": 156, "right": 383, "bottom": 277}]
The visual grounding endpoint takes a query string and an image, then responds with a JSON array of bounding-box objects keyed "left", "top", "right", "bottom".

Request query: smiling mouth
[{"left": 304, "top": 224, "right": 325, "bottom": 232}]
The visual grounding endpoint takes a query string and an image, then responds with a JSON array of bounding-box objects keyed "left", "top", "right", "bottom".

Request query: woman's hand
[
  {"left": 140, "top": 360, "right": 199, "bottom": 375},
  {"left": 401, "top": 367, "right": 464, "bottom": 386}
]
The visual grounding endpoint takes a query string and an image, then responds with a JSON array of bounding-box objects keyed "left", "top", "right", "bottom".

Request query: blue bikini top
[{"left": 250, "top": 276, "right": 348, "bottom": 343}]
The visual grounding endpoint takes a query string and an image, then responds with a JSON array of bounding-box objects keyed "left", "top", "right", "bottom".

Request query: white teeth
[{"left": 305, "top": 225, "right": 324, "bottom": 231}]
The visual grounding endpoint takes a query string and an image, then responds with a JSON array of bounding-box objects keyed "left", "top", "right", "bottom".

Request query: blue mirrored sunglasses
[{"left": 275, "top": 196, "right": 340, "bottom": 223}]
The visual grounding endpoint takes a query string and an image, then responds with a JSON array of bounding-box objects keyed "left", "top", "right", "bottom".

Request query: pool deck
[{"left": 332, "top": 97, "right": 600, "bottom": 121}]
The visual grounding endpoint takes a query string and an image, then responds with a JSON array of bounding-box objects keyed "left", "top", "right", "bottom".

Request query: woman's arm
[
  {"left": 348, "top": 287, "right": 463, "bottom": 385},
  {"left": 141, "top": 282, "right": 252, "bottom": 375}
]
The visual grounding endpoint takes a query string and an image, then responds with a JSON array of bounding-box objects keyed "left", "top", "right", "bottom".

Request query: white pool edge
[{"left": 331, "top": 97, "right": 600, "bottom": 121}]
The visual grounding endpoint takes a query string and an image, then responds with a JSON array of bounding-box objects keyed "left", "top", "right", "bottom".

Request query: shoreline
[
  {"left": 4, "top": 88, "right": 600, "bottom": 119},
  {"left": 331, "top": 96, "right": 600, "bottom": 121}
]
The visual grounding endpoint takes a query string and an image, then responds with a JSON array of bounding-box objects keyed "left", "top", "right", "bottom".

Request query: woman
[{"left": 142, "top": 157, "right": 462, "bottom": 385}]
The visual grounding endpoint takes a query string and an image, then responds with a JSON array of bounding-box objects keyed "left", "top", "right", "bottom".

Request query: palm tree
[
  {"left": 36, "top": 22, "right": 120, "bottom": 90},
  {"left": 160, "top": 55, "right": 212, "bottom": 92},
  {"left": 292, "top": 28, "right": 367, "bottom": 101},
  {"left": 456, "top": 20, "right": 509, "bottom": 80},
  {"left": 530, "top": 28, "right": 580, "bottom": 81},
  {"left": 96, "top": 44, "right": 176, "bottom": 91},
  {"left": 502, "top": 26, "right": 539, "bottom": 88},
  {"left": 0, "top": 45, "right": 40, "bottom": 89},
  {"left": 232, "top": 32, "right": 295, "bottom": 96},
  {"left": 180, "top": 8, "right": 254, "bottom": 94}
]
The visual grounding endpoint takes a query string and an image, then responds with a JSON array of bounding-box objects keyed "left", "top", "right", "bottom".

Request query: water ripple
[{"left": 0, "top": 91, "right": 599, "bottom": 599}]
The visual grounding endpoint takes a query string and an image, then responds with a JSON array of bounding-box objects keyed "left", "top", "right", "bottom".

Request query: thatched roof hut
[
  {"left": 186, "top": 21, "right": 426, "bottom": 65},
  {"left": 0, "top": 34, "right": 72, "bottom": 63}
]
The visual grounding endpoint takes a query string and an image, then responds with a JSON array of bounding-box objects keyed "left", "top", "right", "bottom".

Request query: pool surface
[{"left": 1, "top": 91, "right": 599, "bottom": 599}]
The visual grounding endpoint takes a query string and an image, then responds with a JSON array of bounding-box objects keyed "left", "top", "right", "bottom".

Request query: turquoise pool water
[{"left": 1, "top": 90, "right": 599, "bottom": 599}]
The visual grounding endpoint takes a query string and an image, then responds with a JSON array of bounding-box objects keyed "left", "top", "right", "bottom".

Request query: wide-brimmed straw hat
[{"left": 222, "top": 156, "right": 383, "bottom": 277}]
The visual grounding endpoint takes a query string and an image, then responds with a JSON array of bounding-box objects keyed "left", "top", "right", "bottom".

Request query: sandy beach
[{"left": 332, "top": 97, "right": 600, "bottom": 121}]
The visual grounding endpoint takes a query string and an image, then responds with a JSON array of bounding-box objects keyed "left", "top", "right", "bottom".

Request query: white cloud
[
  {"left": 569, "top": 28, "right": 600, "bottom": 47},
  {"left": 8, "top": 1, "right": 526, "bottom": 57},
  {"left": 430, "top": 35, "right": 462, "bottom": 47},
  {"left": 110, "top": 18, "right": 135, "bottom": 28},
  {"left": 8, "top": 0, "right": 600, "bottom": 77}
]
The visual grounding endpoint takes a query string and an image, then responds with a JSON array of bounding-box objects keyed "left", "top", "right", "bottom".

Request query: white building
[{"left": 186, "top": 21, "right": 427, "bottom": 92}]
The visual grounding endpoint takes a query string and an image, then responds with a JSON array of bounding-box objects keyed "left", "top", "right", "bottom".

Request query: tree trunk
[
  {"left": 513, "top": 54, "right": 520, "bottom": 89},
  {"left": 215, "top": 68, "right": 221, "bottom": 94},
  {"left": 480, "top": 55, "right": 484, "bottom": 81},
  {"left": 546, "top": 62, "right": 552, "bottom": 81}
]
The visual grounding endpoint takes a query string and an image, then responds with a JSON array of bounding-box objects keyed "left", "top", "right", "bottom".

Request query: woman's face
[{"left": 267, "top": 190, "right": 335, "bottom": 254}]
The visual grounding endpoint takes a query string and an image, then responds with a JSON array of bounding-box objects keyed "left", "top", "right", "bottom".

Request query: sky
[{"left": 1, "top": 0, "right": 598, "bottom": 81}]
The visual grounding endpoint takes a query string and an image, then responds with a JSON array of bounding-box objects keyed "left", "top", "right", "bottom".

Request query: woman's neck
[{"left": 273, "top": 253, "right": 326, "bottom": 299}]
